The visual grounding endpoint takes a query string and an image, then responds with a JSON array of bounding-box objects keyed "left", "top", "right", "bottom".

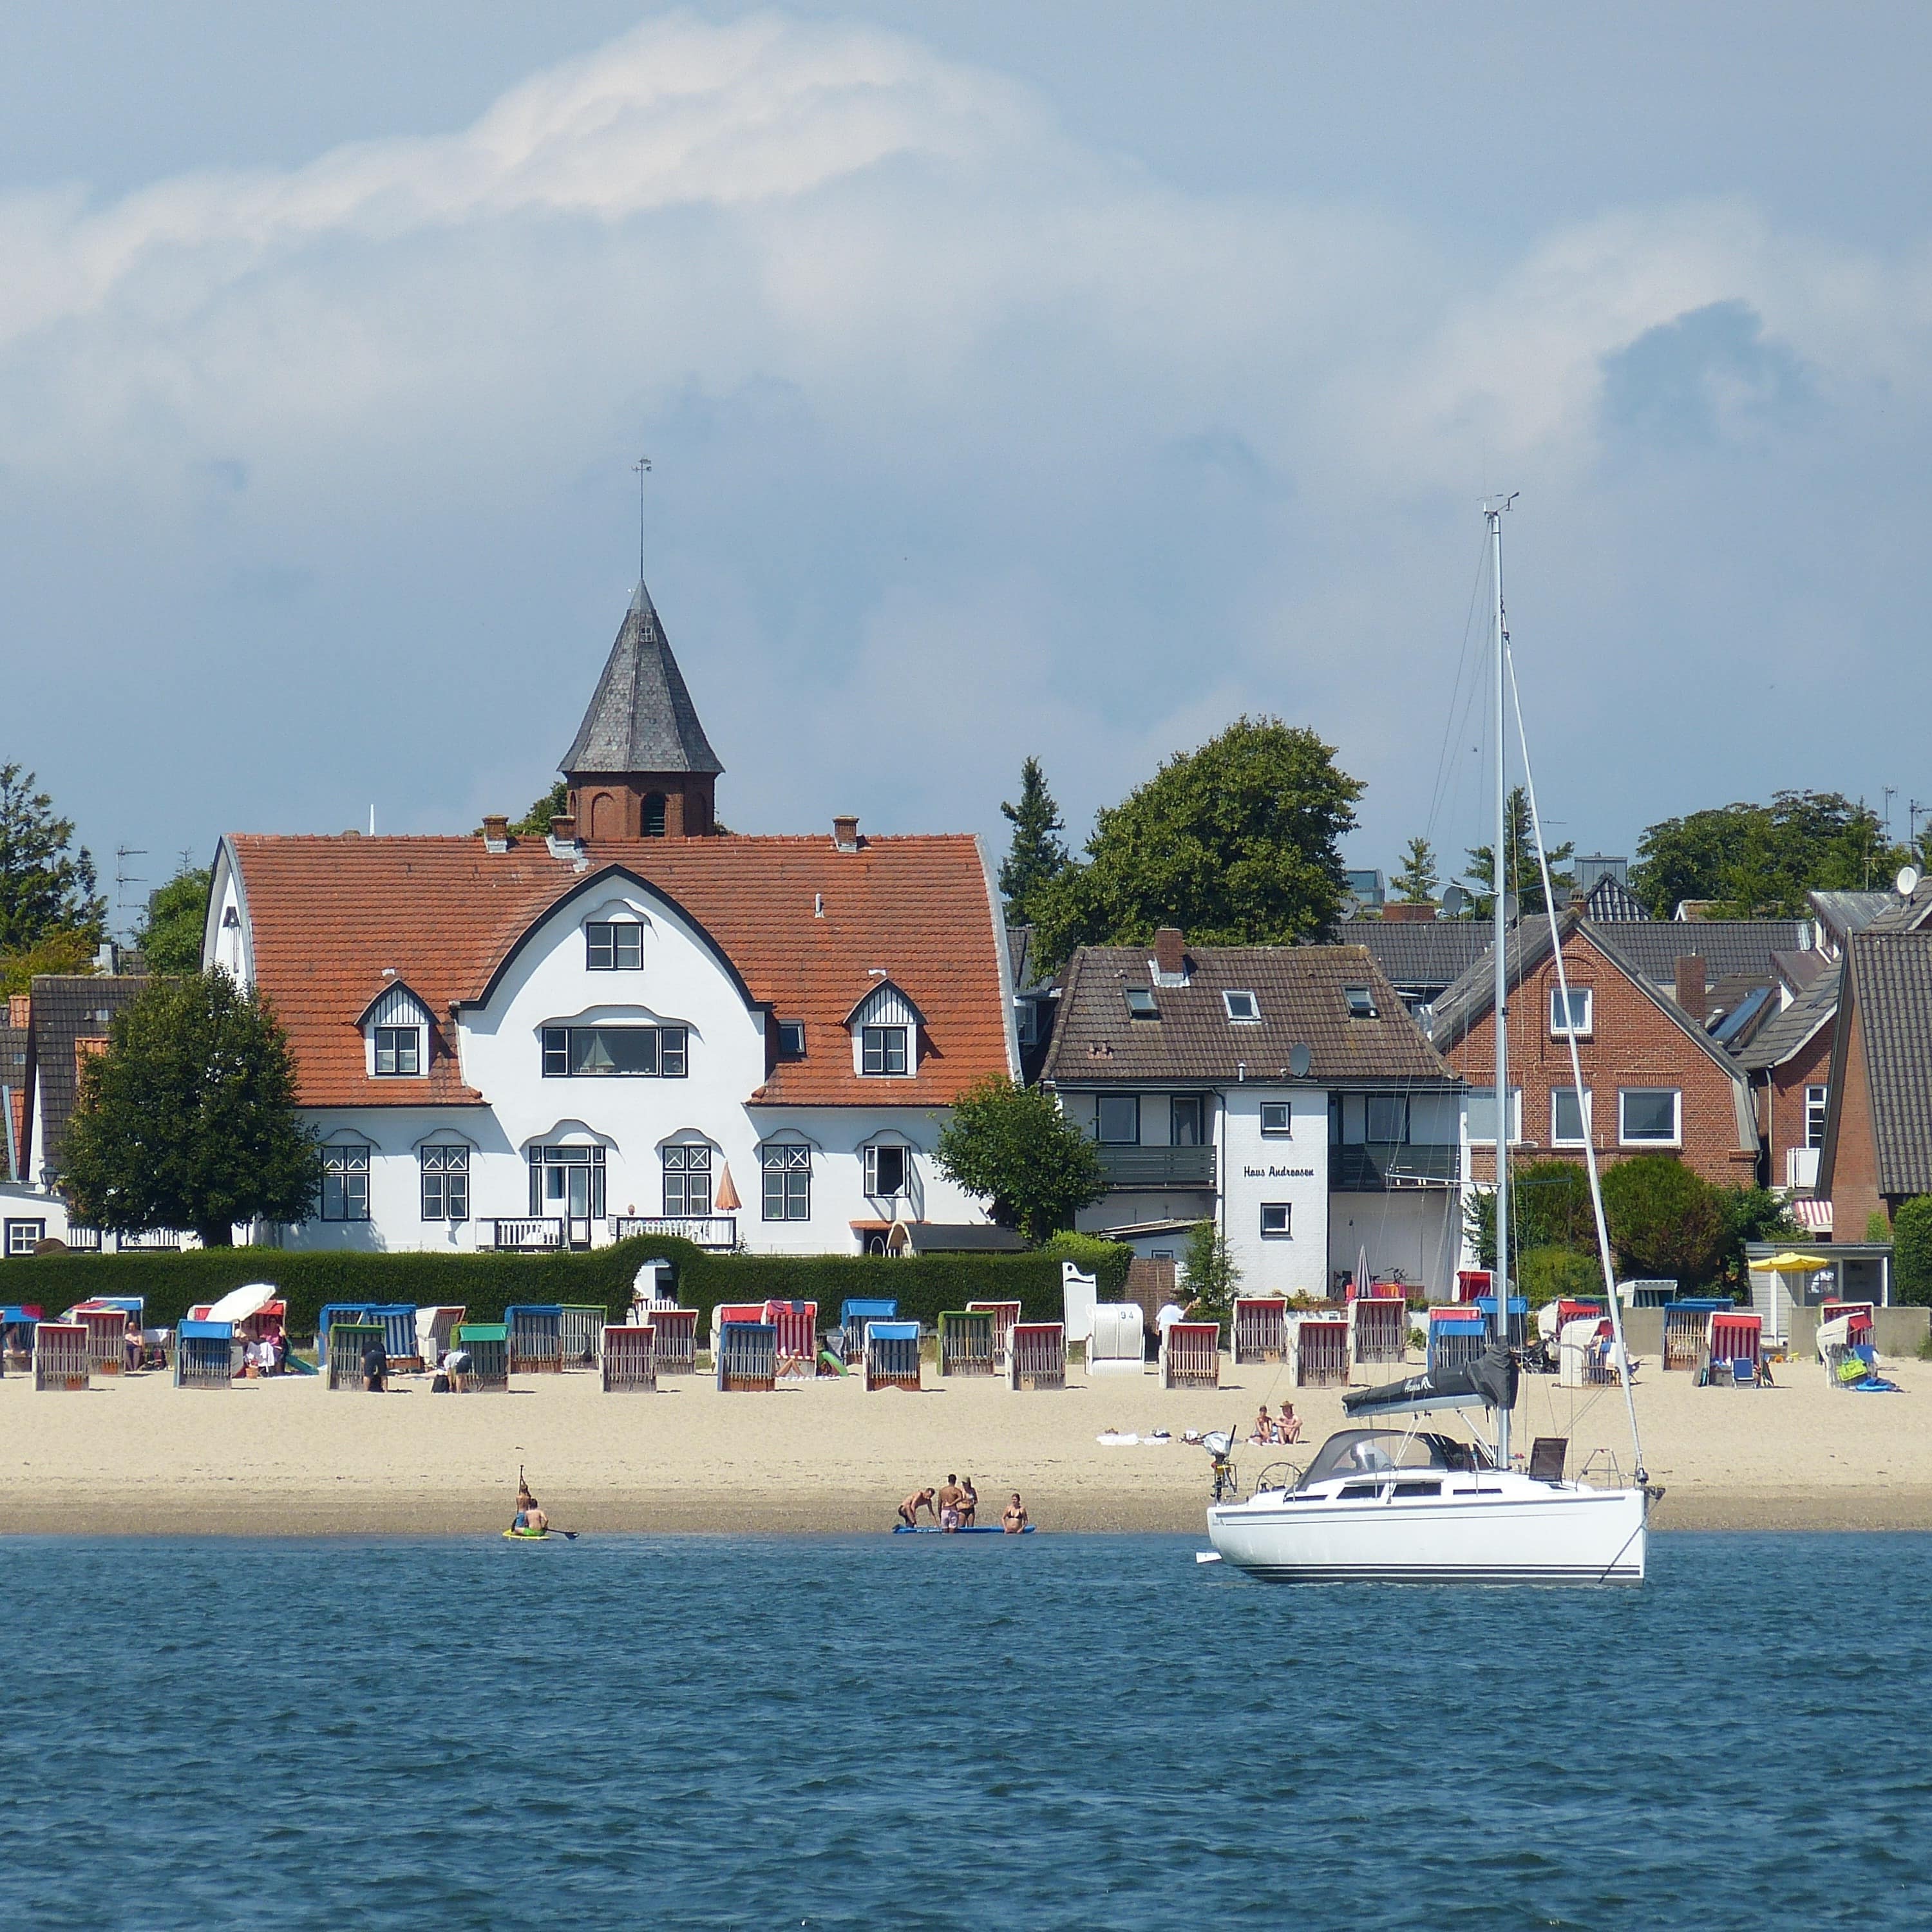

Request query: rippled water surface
[{"left": 6, "top": 1532, "right": 1931, "bottom": 1930}]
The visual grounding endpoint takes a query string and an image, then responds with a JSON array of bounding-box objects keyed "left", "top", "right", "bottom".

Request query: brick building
[
  {"left": 1428, "top": 909, "right": 1757, "bottom": 1188},
  {"left": 1737, "top": 964, "right": 1839, "bottom": 1205}
]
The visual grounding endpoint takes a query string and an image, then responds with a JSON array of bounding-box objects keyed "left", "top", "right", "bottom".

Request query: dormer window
[
  {"left": 1124, "top": 987, "right": 1159, "bottom": 1019},
  {"left": 586, "top": 921, "right": 643, "bottom": 971},
  {"left": 1223, "top": 990, "right": 1260, "bottom": 1023},
  {"left": 374, "top": 1027, "right": 421, "bottom": 1076},
  {"left": 848, "top": 980, "right": 922, "bottom": 1078},
  {"left": 1343, "top": 985, "right": 1379, "bottom": 1021},
  {"left": 862, "top": 1026, "right": 908, "bottom": 1075},
  {"left": 777, "top": 1021, "right": 807, "bottom": 1059}
]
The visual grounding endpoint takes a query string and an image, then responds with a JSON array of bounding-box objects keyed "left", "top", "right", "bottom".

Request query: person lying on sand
[
  {"left": 1002, "top": 1494, "right": 1028, "bottom": 1533},
  {"left": 898, "top": 1488, "right": 936, "bottom": 1528}
]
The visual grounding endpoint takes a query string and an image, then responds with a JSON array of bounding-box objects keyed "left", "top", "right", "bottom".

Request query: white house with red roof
[{"left": 203, "top": 580, "right": 1019, "bottom": 1255}]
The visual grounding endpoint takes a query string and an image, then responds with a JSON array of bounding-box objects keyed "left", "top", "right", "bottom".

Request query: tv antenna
[
  {"left": 114, "top": 845, "right": 147, "bottom": 939},
  {"left": 632, "top": 453, "right": 652, "bottom": 589}
]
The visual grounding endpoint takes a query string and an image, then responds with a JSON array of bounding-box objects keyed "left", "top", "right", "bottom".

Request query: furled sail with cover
[{"left": 1343, "top": 1345, "right": 1519, "bottom": 1421}]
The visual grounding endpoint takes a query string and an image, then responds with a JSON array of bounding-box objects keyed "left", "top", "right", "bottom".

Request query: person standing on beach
[
  {"left": 1002, "top": 1494, "right": 1028, "bottom": 1533},
  {"left": 898, "top": 1488, "right": 936, "bottom": 1528},
  {"left": 936, "top": 1475, "right": 963, "bottom": 1532},
  {"left": 960, "top": 1476, "right": 978, "bottom": 1527}
]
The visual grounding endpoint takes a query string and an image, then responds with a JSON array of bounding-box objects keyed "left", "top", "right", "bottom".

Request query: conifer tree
[
  {"left": 1390, "top": 835, "right": 1439, "bottom": 904},
  {"left": 998, "top": 756, "right": 1070, "bottom": 925}
]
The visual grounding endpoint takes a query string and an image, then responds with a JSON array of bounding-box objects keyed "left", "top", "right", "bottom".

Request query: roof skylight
[
  {"left": 1223, "top": 990, "right": 1260, "bottom": 1023},
  {"left": 1123, "top": 987, "right": 1159, "bottom": 1019}
]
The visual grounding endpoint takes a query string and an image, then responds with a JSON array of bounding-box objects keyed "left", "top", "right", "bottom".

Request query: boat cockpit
[{"left": 1291, "top": 1428, "right": 1495, "bottom": 1491}]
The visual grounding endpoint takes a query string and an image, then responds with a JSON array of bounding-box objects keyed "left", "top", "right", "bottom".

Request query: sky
[{"left": 3, "top": 2, "right": 1929, "bottom": 933}]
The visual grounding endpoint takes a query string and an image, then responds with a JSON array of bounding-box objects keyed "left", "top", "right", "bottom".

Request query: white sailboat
[{"left": 1206, "top": 501, "right": 1656, "bottom": 1584}]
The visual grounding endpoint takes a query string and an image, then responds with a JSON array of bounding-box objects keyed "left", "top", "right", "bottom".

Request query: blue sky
[{"left": 3, "top": 3, "right": 1928, "bottom": 928}]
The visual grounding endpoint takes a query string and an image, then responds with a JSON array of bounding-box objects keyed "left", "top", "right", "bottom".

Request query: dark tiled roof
[
  {"left": 227, "top": 832, "right": 1012, "bottom": 1110},
  {"left": 561, "top": 581, "right": 723, "bottom": 779},
  {"left": 1584, "top": 875, "right": 1647, "bottom": 921},
  {"left": 1589, "top": 919, "right": 1808, "bottom": 987},
  {"left": 1772, "top": 948, "right": 1827, "bottom": 994},
  {"left": 1736, "top": 963, "right": 1841, "bottom": 1072},
  {"left": 1, "top": 1024, "right": 26, "bottom": 1180},
  {"left": 1332, "top": 919, "right": 1487, "bottom": 993},
  {"left": 1844, "top": 933, "right": 1932, "bottom": 1194},
  {"left": 1005, "top": 924, "right": 1054, "bottom": 994},
  {"left": 1808, "top": 890, "right": 1894, "bottom": 944},
  {"left": 1859, "top": 878, "right": 1932, "bottom": 935},
  {"left": 30, "top": 974, "right": 149, "bottom": 1175},
  {"left": 1040, "top": 943, "right": 1457, "bottom": 1088}
]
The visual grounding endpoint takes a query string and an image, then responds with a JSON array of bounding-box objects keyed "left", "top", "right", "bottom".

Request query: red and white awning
[{"left": 1793, "top": 1197, "right": 1833, "bottom": 1233}]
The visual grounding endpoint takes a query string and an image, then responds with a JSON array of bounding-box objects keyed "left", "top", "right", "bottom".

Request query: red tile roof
[{"left": 227, "top": 833, "right": 1012, "bottom": 1110}]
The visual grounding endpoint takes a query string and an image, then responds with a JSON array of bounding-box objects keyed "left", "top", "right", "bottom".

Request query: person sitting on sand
[
  {"left": 1002, "top": 1493, "right": 1028, "bottom": 1533},
  {"left": 898, "top": 1488, "right": 936, "bottom": 1528},
  {"left": 960, "top": 1476, "right": 978, "bottom": 1527},
  {"left": 936, "top": 1474, "right": 964, "bottom": 1532},
  {"left": 1250, "top": 1405, "right": 1272, "bottom": 1445},
  {"left": 1276, "top": 1402, "right": 1303, "bottom": 1446}
]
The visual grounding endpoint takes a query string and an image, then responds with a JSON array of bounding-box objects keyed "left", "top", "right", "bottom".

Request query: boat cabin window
[
  {"left": 1300, "top": 1430, "right": 1485, "bottom": 1488},
  {"left": 1338, "top": 1482, "right": 1383, "bottom": 1500},
  {"left": 1394, "top": 1481, "right": 1443, "bottom": 1499}
]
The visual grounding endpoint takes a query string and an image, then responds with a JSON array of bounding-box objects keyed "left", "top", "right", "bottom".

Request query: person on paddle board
[{"left": 513, "top": 1479, "right": 548, "bottom": 1535}]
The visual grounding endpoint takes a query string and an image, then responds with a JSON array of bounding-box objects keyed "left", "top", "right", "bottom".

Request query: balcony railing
[
  {"left": 1096, "top": 1145, "right": 1217, "bottom": 1190},
  {"left": 1785, "top": 1146, "right": 1821, "bottom": 1191},
  {"left": 611, "top": 1215, "right": 738, "bottom": 1250},
  {"left": 489, "top": 1217, "right": 566, "bottom": 1252},
  {"left": 64, "top": 1226, "right": 104, "bottom": 1253},
  {"left": 117, "top": 1229, "right": 182, "bottom": 1251},
  {"left": 1331, "top": 1142, "right": 1461, "bottom": 1191}
]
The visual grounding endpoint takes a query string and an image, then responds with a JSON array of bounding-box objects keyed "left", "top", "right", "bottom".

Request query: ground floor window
[
  {"left": 1260, "top": 1204, "right": 1291, "bottom": 1237},
  {"left": 864, "top": 1142, "right": 909, "bottom": 1198},
  {"left": 663, "top": 1142, "right": 712, "bottom": 1217},
  {"left": 5, "top": 1218, "right": 46, "bottom": 1256},
  {"left": 420, "top": 1144, "right": 469, "bottom": 1220},
  {"left": 762, "top": 1143, "right": 811, "bottom": 1220},
  {"left": 529, "top": 1144, "right": 606, "bottom": 1219},
  {"left": 321, "top": 1145, "right": 370, "bottom": 1221}
]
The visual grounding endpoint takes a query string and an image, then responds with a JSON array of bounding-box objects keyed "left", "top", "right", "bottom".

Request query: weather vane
[{"left": 632, "top": 453, "right": 651, "bottom": 588}]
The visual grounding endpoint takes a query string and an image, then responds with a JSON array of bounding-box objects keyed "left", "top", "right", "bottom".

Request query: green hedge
[{"left": 4, "top": 1238, "right": 1066, "bottom": 1336}]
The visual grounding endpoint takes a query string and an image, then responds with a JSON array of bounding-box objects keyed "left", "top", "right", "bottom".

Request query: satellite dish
[
  {"left": 1338, "top": 893, "right": 1362, "bottom": 921},
  {"left": 1897, "top": 866, "right": 1921, "bottom": 898},
  {"left": 1503, "top": 893, "right": 1520, "bottom": 924},
  {"left": 1442, "top": 885, "right": 1469, "bottom": 918},
  {"left": 1289, "top": 1043, "right": 1312, "bottom": 1079}
]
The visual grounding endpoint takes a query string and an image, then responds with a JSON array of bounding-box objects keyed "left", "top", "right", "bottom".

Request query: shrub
[
  {"left": 1037, "top": 1231, "right": 1133, "bottom": 1292},
  {"left": 1181, "top": 1220, "right": 1241, "bottom": 1318},
  {"left": 1515, "top": 1244, "right": 1605, "bottom": 1307},
  {"left": 1463, "top": 1162, "right": 1598, "bottom": 1270},
  {"left": 1867, "top": 1209, "right": 1894, "bottom": 1242},
  {"left": 1893, "top": 1197, "right": 1932, "bottom": 1307},
  {"left": 1600, "top": 1155, "right": 1726, "bottom": 1286}
]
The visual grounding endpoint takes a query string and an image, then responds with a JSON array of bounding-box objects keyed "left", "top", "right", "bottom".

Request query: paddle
[{"left": 511, "top": 1463, "right": 580, "bottom": 1539}]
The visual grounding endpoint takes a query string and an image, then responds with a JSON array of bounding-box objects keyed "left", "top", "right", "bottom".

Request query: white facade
[{"left": 207, "top": 852, "right": 1003, "bottom": 1256}]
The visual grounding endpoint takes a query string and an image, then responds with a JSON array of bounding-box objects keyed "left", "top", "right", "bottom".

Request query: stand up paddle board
[{"left": 892, "top": 1524, "right": 1034, "bottom": 1534}]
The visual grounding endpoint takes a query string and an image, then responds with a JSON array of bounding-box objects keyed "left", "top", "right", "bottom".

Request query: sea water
[{"left": 5, "top": 1532, "right": 1929, "bottom": 1931}]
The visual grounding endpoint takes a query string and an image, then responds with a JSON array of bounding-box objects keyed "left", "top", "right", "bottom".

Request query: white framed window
[
  {"left": 776, "top": 1020, "right": 806, "bottom": 1059},
  {"left": 662, "top": 1143, "right": 712, "bottom": 1217},
  {"left": 761, "top": 1143, "right": 811, "bottom": 1220},
  {"left": 1618, "top": 1088, "right": 1681, "bottom": 1146},
  {"left": 1343, "top": 985, "right": 1379, "bottom": 1020},
  {"left": 1260, "top": 1102, "right": 1292, "bottom": 1137},
  {"left": 1466, "top": 1087, "right": 1522, "bottom": 1144},
  {"left": 1805, "top": 1084, "right": 1828, "bottom": 1150},
  {"left": 321, "top": 1145, "right": 371, "bottom": 1221},
  {"left": 419, "top": 1144, "right": 469, "bottom": 1221},
  {"left": 1170, "top": 1095, "right": 1206, "bottom": 1147},
  {"left": 1095, "top": 1095, "right": 1140, "bottom": 1144},
  {"left": 860, "top": 1025, "right": 908, "bottom": 1076},
  {"left": 585, "top": 921, "right": 644, "bottom": 971},
  {"left": 374, "top": 1027, "right": 421, "bottom": 1076},
  {"left": 1260, "top": 1204, "right": 1291, "bottom": 1237},
  {"left": 528, "top": 1144, "right": 605, "bottom": 1218},
  {"left": 542, "top": 1025, "right": 687, "bottom": 1077},
  {"left": 1551, "top": 1087, "right": 1593, "bottom": 1148},
  {"left": 864, "top": 1142, "right": 909, "bottom": 1198},
  {"left": 1549, "top": 986, "right": 1593, "bottom": 1037},
  {"left": 1222, "top": 990, "right": 1260, "bottom": 1023},
  {"left": 5, "top": 1218, "right": 46, "bottom": 1257}
]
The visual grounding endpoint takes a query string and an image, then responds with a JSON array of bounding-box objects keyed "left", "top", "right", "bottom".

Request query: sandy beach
[{"left": 6, "top": 1350, "right": 1932, "bottom": 1535}]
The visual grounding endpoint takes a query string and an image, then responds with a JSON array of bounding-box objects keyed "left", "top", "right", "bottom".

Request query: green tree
[
  {"left": 1030, "top": 717, "right": 1362, "bottom": 970},
  {"left": 1390, "top": 835, "right": 1439, "bottom": 905},
  {"left": 1462, "top": 1160, "right": 1598, "bottom": 1271},
  {"left": 59, "top": 972, "right": 319, "bottom": 1247},
  {"left": 1600, "top": 1155, "right": 1726, "bottom": 1285},
  {"left": 135, "top": 864, "right": 213, "bottom": 975},
  {"left": 1714, "top": 1186, "right": 1799, "bottom": 1289},
  {"left": 932, "top": 1074, "right": 1107, "bottom": 1244},
  {"left": 0, "top": 763, "right": 106, "bottom": 956},
  {"left": 0, "top": 928, "right": 96, "bottom": 999},
  {"left": 998, "top": 756, "right": 1070, "bottom": 925},
  {"left": 1461, "top": 786, "right": 1573, "bottom": 919},
  {"left": 1893, "top": 1197, "right": 1932, "bottom": 1307},
  {"left": 510, "top": 780, "right": 570, "bottom": 838},
  {"left": 1631, "top": 790, "right": 1915, "bottom": 918},
  {"left": 1181, "top": 1218, "right": 1241, "bottom": 1317}
]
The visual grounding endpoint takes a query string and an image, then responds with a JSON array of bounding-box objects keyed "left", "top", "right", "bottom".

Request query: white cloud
[{"left": 4, "top": 8, "right": 1929, "bottom": 882}]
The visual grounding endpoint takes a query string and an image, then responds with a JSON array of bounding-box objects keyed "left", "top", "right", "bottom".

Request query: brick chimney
[
  {"left": 1674, "top": 953, "right": 1708, "bottom": 1027},
  {"left": 549, "top": 813, "right": 578, "bottom": 842},
  {"left": 1153, "top": 927, "right": 1186, "bottom": 980},
  {"left": 1381, "top": 902, "right": 1438, "bottom": 924},
  {"left": 481, "top": 814, "right": 510, "bottom": 853},
  {"left": 832, "top": 815, "right": 860, "bottom": 853}
]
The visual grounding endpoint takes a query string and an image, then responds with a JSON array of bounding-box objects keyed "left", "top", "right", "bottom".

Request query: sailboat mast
[{"left": 1489, "top": 500, "right": 1512, "bottom": 1474}]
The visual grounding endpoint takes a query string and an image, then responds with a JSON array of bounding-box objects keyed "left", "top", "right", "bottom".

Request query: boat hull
[{"left": 1207, "top": 1479, "right": 1647, "bottom": 1584}]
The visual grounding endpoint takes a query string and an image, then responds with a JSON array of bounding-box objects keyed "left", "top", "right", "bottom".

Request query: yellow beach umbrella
[{"left": 1757, "top": 1251, "right": 1830, "bottom": 1272}]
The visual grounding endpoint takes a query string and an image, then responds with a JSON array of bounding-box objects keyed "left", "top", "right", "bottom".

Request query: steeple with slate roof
[{"left": 562, "top": 580, "right": 723, "bottom": 838}]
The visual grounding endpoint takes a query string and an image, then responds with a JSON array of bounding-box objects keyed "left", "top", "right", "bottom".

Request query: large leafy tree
[
  {"left": 1030, "top": 717, "right": 1362, "bottom": 970},
  {"left": 933, "top": 1074, "right": 1106, "bottom": 1244},
  {"left": 0, "top": 929, "right": 96, "bottom": 999},
  {"left": 60, "top": 972, "right": 318, "bottom": 1247},
  {"left": 135, "top": 864, "right": 213, "bottom": 975},
  {"left": 1461, "top": 786, "right": 1573, "bottom": 920},
  {"left": 1390, "top": 835, "right": 1439, "bottom": 905},
  {"left": 510, "top": 780, "right": 569, "bottom": 837},
  {"left": 1631, "top": 790, "right": 1916, "bottom": 918},
  {"left": 0, "top": 763, "right": 106, "bottom": 955},
  {"left": 1600, "top": 1155, "right": 1725, "bottom": 1285},
  {"left": 998, "top": 756, "right": 1070, "bottom": 925}
]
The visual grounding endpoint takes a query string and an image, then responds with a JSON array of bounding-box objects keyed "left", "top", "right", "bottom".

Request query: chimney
[
  {"left": 549, "top": 813, "right": 578, "bottom": 842},
  {"left": 481, "top": 813, "right": 510, "bottom": 853},
  {"left": 1153, "top": 927, "right": 1186, "bottom": 980},
  {"left": 1674, "top": 953, "right": 1708, "bottom": 1027},
  {"left": 832, "top": 815, "right": 860, "bottom": 853},
  {"left": 1381, "top": 902, "right": 1438, "bottom": 924},
  {"left": 8, "top": 994, "right": 28, "bottom": 1028}
]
